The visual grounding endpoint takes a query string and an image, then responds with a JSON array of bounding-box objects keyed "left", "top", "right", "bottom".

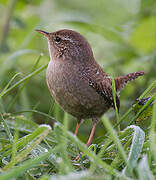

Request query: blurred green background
[{"left": 0, "top": 0, "right": 156, "bottom": 143}]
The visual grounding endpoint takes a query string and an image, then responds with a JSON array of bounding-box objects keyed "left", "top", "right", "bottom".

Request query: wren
[{"left": 36, "top": 29, "right": 144, "bottom": 148}]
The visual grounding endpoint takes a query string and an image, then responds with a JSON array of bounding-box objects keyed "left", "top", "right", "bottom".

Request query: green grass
[
  {"left": 0, "top": 0, "right": 156, "bottom": 179},
  {"left": 0, "top": 65, "right": 155, "bottom": 179}
]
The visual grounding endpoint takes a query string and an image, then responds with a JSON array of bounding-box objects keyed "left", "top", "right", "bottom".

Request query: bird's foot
[{"left": 74, "top": 152, "right": 84, "bottom": 161}]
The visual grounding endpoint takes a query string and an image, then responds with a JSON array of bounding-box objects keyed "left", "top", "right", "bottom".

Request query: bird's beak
[{"left": 35, "top": 29, "right": 50, "bottom": 37}]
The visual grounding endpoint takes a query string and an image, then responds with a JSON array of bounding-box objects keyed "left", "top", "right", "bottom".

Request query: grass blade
[
  {"left": 2, "top": 124, "right": 52, "bottom": 171},
  {"left": 0, "top": 121, "right": 52, "bottom": 156},
  {"left": 0, "top": 146, "right": 60, "bottom": 180},
  {"left": 113, "top": 80, "right": 156, "bottom": 128},
  {"left": 128, "top": 94, "right": 156, "bottom": 126},
  {"left": 149, "top": 100, "right": 156, "bottom": 161},
  {"left": 112, "top": 78, "right": 120, "bottom": 131},
  {"left": 123, "top": 125, "right": 145, "bottom": 177},
  {"left": 138, "top": 155, "right": 154, "bottom": 180},
  {"left": 0, "top": 49, "right": 38, "bottom": 77},
  {"left": 57, "top": 123, "right": 126, "bottom": 179},
  {"left": 7, "top": 54, "right": 43, "bottom": 111},
  {"left": 1, "top": 64, "right": 48, "bottom": 98},
  {"left": 102, "top": 116, "right": 127, "bottom": 164},
  {"left": 0, "top": 113, "right": 13, "bottom": 141},
  {"left": 0, "top": 73, "right": 21, "bottom": 98}
]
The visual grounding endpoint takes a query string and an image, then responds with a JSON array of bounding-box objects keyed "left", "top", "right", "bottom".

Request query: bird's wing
[
  {"left": 85, "top": 75, "right": 120, "bottom": 111},
  {"left": 87, "top": 71, "right": 145, "bottom": 111}
]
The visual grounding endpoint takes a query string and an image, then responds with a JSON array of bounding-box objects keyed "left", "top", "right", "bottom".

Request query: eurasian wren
[{"left": 36, "top": 29, "right": 144, "bottom": 148}]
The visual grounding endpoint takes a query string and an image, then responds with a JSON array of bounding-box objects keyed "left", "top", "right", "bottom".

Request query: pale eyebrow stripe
[{"left": 64, "top": 37, "right": 74, "bottom": 42}]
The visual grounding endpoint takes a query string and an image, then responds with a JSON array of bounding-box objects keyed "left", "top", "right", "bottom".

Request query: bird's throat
[{"left": 48, "top": 40, "right": 53, "bottom": 61}]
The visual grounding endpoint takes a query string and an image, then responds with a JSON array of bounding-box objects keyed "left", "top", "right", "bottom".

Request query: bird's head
[{"left": 36, "top": 29, "right": 94, "bottom": 63}]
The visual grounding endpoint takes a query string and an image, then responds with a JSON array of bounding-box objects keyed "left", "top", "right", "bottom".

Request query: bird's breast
[{"left": 46, "top": 60, "right": 110, "bottom": 119}]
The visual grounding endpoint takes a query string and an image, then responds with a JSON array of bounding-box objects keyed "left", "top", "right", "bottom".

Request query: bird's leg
[
  {"left": 86, "top": 118, "right": 98, "bottom": 147},
  {"left": 74, "top": 119, "right": 83, "bottom": 136},
  {"left": 75, "top": 117, "right": 99, "bottom": 161}
]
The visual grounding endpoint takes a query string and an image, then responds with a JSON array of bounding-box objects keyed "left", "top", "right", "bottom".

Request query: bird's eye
[{"left": 55, "top": 36, "right": 61, "bottom": 43}]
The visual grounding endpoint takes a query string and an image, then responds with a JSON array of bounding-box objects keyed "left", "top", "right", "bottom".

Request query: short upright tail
[{"left": 115, "top": 71, "right": 145, "bottom": 92}]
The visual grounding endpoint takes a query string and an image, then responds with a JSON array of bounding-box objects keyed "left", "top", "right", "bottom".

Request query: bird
[{"left": 36, "top": 29, "right": 144, "bottom": 151}]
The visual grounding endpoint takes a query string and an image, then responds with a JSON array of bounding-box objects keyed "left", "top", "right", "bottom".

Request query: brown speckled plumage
[{"left": 36, "top": 29, "right": 145, "bottom": 149}]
